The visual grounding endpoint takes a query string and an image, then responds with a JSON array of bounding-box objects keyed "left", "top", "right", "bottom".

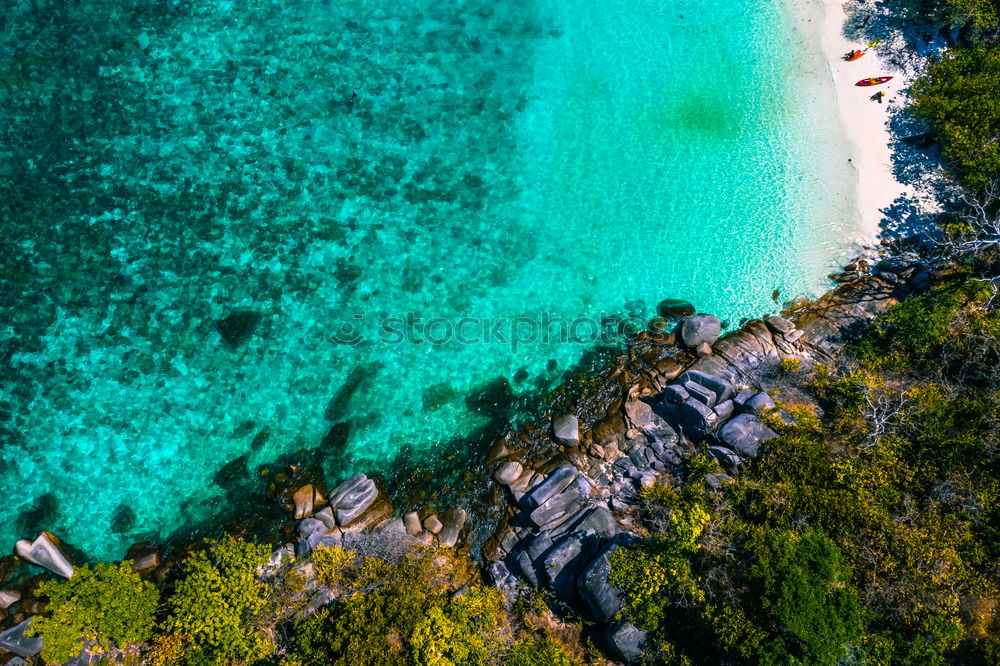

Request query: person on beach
[{"left": 870, "top": 90, "right": 885, "bottom": 103}]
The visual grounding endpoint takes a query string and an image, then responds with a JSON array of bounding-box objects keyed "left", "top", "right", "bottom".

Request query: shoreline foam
[{"left": 818, "top": 0, "right": 913, "bottom": 237}]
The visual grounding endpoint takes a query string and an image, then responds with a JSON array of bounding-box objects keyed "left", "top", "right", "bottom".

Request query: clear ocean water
[{"left": 0, "top": 0, "right": 859, "bottom": 560}]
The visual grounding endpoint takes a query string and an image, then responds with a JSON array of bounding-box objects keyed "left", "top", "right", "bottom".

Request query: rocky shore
[{"left": 0, "top": 247, "right": 938, "bottom": 665}]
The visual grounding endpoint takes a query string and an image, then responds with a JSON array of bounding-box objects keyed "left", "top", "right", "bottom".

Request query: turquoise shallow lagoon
[{"left": 1, "top": 0, "right": 859, "bottom": 559}]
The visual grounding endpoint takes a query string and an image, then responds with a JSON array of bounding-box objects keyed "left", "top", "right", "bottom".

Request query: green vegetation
[
  {"left": 294, "top": 546, "right": 583, "bottom": 666},
  {"left": 162, "top": 536, "right": 275, "bottom": 665},
  {"left": 912, "top": 46, "right": 1000, "bottom": 190},
  {"left": 25, "top": 561, "right": 159, "bottom": 664},
  {"left": 609, "top": 277, "right": 1000, "bottom": 665}
]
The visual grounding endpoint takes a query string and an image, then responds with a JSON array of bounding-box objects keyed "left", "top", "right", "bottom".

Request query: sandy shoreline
[{"left": 818, "top": 0, "right": 912, "bottom": 238}]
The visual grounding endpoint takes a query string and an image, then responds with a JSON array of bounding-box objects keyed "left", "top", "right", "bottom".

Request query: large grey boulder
[
  {"left": 680, "top": 315, "right": 721, "bottom": 348},
  {"left": 677, "top": 369, "right": 734, "bottom": 403},
  {"left": 553, "top": 415, "right": 580, "bottom": 447},
  {"left": 528, "top": 489, "right": 585, "bottom": 529},
  {"left": 717, "top": 413, "right": 778, "bottom": 458},
  {"left": 297, "top": 518, "right": 327, "bottom": 537},
  {"left": 744, "top": 391, "right": 776, "bottom": 414},
  {"left": 328, "top": 474, "right": 368, "bottom": 507},
  {"left": 0, "top": 618, "right": 43, "bottom": 658},
  {"left": 672, "top": 398, "right": 720, "bottom": 439},
  {"left": 521, "top": 465, "right": 577, "bottom": 512},
  {"left": 605, "top": 621, "right": 648, "bottom": 663},
  {"left": 15, "top": 532, "right": 74, "bottom": 578},
  {"left": 577, "top": 540, "right": 626, "bottom": 622},
  {"left": 714, "top": 399, "right": 735, "bottom": 422},
  {"left": 330, "top": 475, "right": 378, "bottom": 527},
  {"left": 540, "top": 530, "right": 601, "bottom": 601},
  {"left": 660, "top": 384, "right": 689, "bottom": 405},
  {"left": 509, "top": 549, "right": 540, "bottom": 587},
  {"left": 624, "top": 399, "right": 655, "bottom": 428},
  {"left": 681, "top": 380, "right": 716, "bottom": 407},
  {"left": 572, "top": 506, "right": 620, "bottom": 539}
]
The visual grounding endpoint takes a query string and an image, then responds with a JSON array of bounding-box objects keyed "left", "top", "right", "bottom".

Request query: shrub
[
  {"left": 26, "top": 561, "right": 159, "bottom": 664},
  {"left": 163, "top": 536, "right": 274, "bottom": 665}
]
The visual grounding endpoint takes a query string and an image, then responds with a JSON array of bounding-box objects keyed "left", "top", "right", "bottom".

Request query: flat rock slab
[
  {"left": 528, "top": 489, "right": 584, "bottom": 529},
  {"left": 578, "top": 540, "right": 626, "bottom": 622},
  {"left": 677, "top": 369, "right": 733, "bottom": 403},
  {"left": 717, "top": 413, "right": 778, "bottom": 458},
  {"left": 541, "top": 530, "right": 601, "bottom": 602},
  {"left": 521, "top": 465, "right": 577, "bottom": 512},
  {"left": 15, "top": 532, "right": 74, "bottom": 578},
  {"left": 765, "top": 315, "right": 795, "bottom": 334},
  {"left": 0, "top": 618, "right": 43, "bottom": 658}
]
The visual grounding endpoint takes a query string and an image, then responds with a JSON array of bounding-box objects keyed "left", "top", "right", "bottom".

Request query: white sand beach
[{"left": 819, "top": 0, "right": 913, "bottom": 236}]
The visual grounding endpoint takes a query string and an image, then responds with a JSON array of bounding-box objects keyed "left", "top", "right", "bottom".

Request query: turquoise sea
[{"left": 0, "top": 0, "right": 860, "bottom": 560}]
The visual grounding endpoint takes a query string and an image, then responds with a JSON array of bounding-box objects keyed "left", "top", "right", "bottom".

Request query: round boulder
[
  {"left": 681, "top": 315, "right": 722, "bottom": 348},
  {"left": 493, "top": 461, "right": 523, "bottom": 485}
]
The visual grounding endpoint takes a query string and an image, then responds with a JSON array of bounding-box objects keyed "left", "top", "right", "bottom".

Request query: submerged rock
[
  {"left": 215, "top": 309, "right": 261, "bottom": 347},
  {"left": 657, "top": 298, "right": 695, "bottom": 317}
]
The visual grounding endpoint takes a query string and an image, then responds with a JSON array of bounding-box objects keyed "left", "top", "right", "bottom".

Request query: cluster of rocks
[
  {"left": 478, "top": 257, "right": 931, "bottom": 663},
  {"left": 483, "top": 358, "right": 791, "bottom": 662},
  {"left": 278, "top": 473, "right": 469, "bottom": 565}
]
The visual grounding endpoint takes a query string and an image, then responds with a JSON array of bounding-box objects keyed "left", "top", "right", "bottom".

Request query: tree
[
  {"left": 26, "top": 561, "right": 159, "bottom": 664},
  {"left": 752, "top": 529, "right": 863, "bottom": 666},
  {"left": 912, "top": 46, "right": 1000, "bottom": 190},
  {"left": 163, "top": 536, "right": 275, "bottom": 665}
]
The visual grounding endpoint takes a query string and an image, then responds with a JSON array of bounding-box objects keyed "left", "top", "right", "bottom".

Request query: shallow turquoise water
[{"left": 0, "top": 0, "right": 859, "bottom": 560}]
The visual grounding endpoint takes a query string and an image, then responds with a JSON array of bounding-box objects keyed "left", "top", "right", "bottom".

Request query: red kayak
[{"left": 856, "top": 76, "right": 893, "bottom": 86}]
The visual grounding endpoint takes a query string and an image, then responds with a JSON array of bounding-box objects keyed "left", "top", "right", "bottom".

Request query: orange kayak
[
  {"left": 845, "top": 50, "right": 865, "bottom": 61},
  {"left": 856, "top": 76, "right": 892, "bottom": 86}
]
